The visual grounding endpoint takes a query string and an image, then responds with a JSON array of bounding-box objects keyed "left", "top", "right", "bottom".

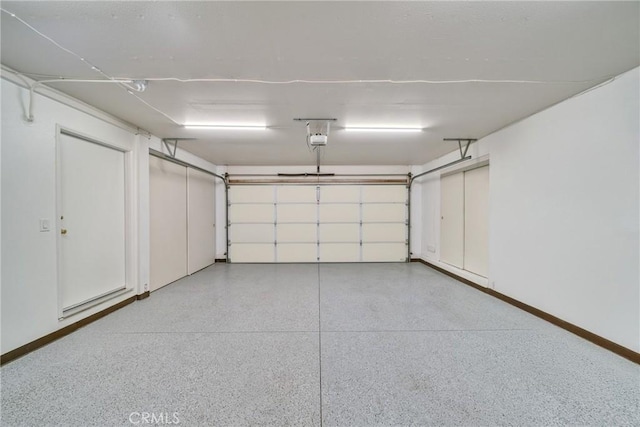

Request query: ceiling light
[
  {"left": 183, "top": 124, "right": 266, "bottom": 130},
  {"left": 344, "top": 127, "right": 424, "bottom": 132}
]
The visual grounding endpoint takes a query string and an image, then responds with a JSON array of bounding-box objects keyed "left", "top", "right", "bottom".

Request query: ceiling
[{"left": 1, "top": 1, "right": 638, "bottom": 166}]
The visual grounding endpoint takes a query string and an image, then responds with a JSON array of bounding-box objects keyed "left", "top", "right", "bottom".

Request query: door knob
[{"left": 61, "top": 229, "right": 68, "bottom": 235}]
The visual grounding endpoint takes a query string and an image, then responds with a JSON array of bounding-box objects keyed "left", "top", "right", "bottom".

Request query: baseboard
[
  {"left": 0, "top": 295, "right": 136, "bottom": 366},
  {"left": 411, "top": 258, "right": 640, "bottom": 365},
  {"left": 136, "top": 291, "right": 150, "bottom": 300}
]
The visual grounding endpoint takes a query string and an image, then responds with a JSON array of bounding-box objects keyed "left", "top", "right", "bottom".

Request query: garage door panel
[
  {"left": 320, "top": 186, "right": 360, "bottom": 203},
  {"left": 229, "top": 224, "right": 274, "bottom": 243},
  {"left": 362, "top": 204, "right": 406, "bottom": 222},
  {"left": 319, "top": 224, "right": 360, "bottom": 242},
  {"left": 230, "top": 243, "right": 274, "bottom": 263},
  {"left": 319, "top": 243, "right": 360, "bottom": 262},
  {"left": 229, "top": 186, "right": 274, "bottom": 203},
  {"left": 362, "top": 186, "right": 406, "bottom": 203},
  {"left": 362, "top": 243, "right": 407, "bottom": 262},
  {"left": 277, "top": 243, "right": 317, "bottom": 262},
  {"left": 228, "top": 183, "right": 408, "bottom": 263},
  {"left": 277, "top": 186, "right": 317, "bottom": 203},
  {"left": 277, "top": 224, "right": 317, "bottom": 242},
  {"left": 277, "top": 204, "right": 316, "bottom": 222},
  {"left": 229, "top": 204, "right": 274, "bottom": 223},
  {"left": 319, "top": 204, "right": 359, "bottom": 222},
  {"left": 362, "top": 223, "right": 406, "bottom": 242}
]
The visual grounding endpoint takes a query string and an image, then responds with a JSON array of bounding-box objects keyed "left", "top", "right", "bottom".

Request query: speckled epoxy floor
[{"left": 1, "top": 263, "right": 638, "bottom": 426}]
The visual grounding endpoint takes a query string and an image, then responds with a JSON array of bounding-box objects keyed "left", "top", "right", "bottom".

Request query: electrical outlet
[{"left": 427, "top": 245, "right": 436, "bottom": 253}]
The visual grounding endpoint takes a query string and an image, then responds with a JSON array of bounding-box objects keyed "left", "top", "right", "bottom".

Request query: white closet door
[
  {"left": 228, "top": 186, "right": 275, "bottom": 262},
  {"left": 187, "top": 168, "right": 216, "bottom": 274},
  {"left": 464, "top": 166, "right": 490, "bottom": 277},
  {"left": 58, "top": 132, "right": 126, "bottom": 310},
  {"left": 149, "top": 156, "right": 188, "bottom": 290},
  {"left": 440, "top": 172, "right": 464, "bottom": 268}
]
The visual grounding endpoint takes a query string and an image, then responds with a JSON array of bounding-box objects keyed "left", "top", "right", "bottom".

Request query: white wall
[
  {"left": 417, "top": 67, "right": 639, "bottom": 353},
  {"left": 0, "top": 75, "right": 139, "bottom": 353},
  {"left": 0, "top": 72, "right": 218, "bottom": 354}
]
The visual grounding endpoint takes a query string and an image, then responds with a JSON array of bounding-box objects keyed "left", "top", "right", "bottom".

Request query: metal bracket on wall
[
  {"left": 443, "top": 138, "right": 477, "bottom": 160},
  {"left": 161, "top": 138, "right": 195, "bottom": 158}
]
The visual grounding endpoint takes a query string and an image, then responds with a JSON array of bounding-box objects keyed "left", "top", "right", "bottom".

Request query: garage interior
[{"left": 1, "top": 1, "right": 639, "bottom": 426}]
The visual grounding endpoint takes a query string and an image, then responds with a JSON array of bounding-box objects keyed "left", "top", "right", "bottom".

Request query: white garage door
[{"left": 228, "top": 184, "right": 407, "bottom": 263}]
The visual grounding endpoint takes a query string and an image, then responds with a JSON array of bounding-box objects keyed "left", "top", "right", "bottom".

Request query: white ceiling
[{"left": 1, "top": 1, "right": 638, "bottom": 166}]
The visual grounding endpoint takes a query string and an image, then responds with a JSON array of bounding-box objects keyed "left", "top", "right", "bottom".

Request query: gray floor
[{"left": 1, "top": 263, "right": 638, "bottom": 426}]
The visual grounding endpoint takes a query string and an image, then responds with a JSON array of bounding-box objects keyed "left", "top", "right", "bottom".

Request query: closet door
[
  {"left": 58, "top": 132, "right": 126, "bottom": 311},
  {"left": 440, "top": 172, "right": 464, "bottom": 268},
  {"left": 187, "top": 168, "right": 216, "bottom": 274},
  {"left": 149, "top": 156, "right": 188, "bottom": 291},
  {"left": 464, "top": 166, "right": 490, "bottom": 277}
]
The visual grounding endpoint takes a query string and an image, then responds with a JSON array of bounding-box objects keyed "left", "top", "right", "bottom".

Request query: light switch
[{"left": 39, "top": 219, "right": 51, "bottom": 232}]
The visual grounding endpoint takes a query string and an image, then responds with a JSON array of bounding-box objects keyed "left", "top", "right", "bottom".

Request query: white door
[
  {"left": 440, "top": 172, "right": 464, "bottom": 268},
  {"left": 187, "top": 168, "right": 216, "bottom": 274},
  {"left": 58, "top": 132, "right": 126, "bottom": 311},
  {"left": 149, "top": 156, "right": 188, "bottom": 290},
  {"left": 464, "top": 166, "right": 490, "bottom": 277},
  {"left": 228, "top": 184, "right": 407, "bottom": 263}
]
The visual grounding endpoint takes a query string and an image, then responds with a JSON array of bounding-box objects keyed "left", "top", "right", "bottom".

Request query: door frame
[{"left": 55, "top": 126, "right": 136, "bottom": 319}]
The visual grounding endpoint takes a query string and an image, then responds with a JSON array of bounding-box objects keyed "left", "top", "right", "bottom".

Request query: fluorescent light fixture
[
  {"left": 344, "top": 127, "right": 423, "bottom": 132},
  {"left": 183, "top": 124, "right": 266, "bottom": 130}
]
